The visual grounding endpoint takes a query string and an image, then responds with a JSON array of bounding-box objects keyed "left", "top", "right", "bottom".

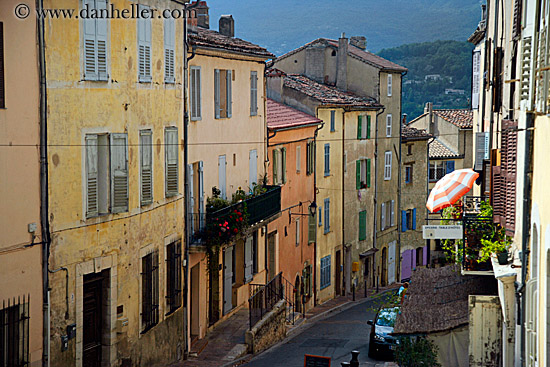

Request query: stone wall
[{"left": 245, "top": 300, "right": 287, "bottom": 354}]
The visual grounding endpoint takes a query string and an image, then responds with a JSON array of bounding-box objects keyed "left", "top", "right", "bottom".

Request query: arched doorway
[
  {"left": 381, "top": 247, "right": 387, "bottom": 287},
  {"left": 294, "top": 275, "right": 301, "bottom": 313}
]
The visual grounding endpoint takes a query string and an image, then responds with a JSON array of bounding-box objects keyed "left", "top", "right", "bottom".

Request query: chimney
[
  {"left": 350, "top": 36, "right": 367, "bottom": 51},
  {"left": 425, "top": 102, "right": 434, "bottom": 133},
  {"left": 402, "top": 113, "right": 407, "bottom": 126},
  {"left": 336, "top": 33, "right": 348, "bottom": 90},
  {"left": 193, "top": 1, "right": 209, "bottom": 29},
  {"left": 481, "top": 4, "right": 487, "bottom": 22},
  {"left": 219, "top": 15, "right": 235, "bottom": 38}
]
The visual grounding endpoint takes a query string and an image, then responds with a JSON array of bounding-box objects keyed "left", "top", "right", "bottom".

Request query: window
[
  {"left": 85, "top": 133, "right": 129, "bottom": 218},
  {"left": 386, "top": 114, "right": 392, "bottom": 137},
  {"left": 140, "top": 130, "right": 153, "bottom": 206},
  {"left": 296, "top": 218, "right": 300, "bottom": 246},
  {"left": 324, "top": 198, "right": 330, "bottom": 234},
  {"left": 308, "top": 212, "right": 316, "bottom": 243},
  {"left": 330, "top": 110, "right": 336, "bottom": 132},
  {"left": 137, "top": 4, "right": 152, "bottom": 82},
  {"left": 384, "top": 151, "right": 392, "bottom": 180},
  {"left": 296, "top": 145, "right": 301, "bottom": 173},
  {"left": 306, "top": 140, "right": 315, "bottom": 175},
  {"left": 141, "top": 250, "right": 159, "bottom": 333},
  {"left": 356, "top": 158, "right": 371, "bottom": 189},
  {"left": 302, "top": 265, "right": 312, "bottom": 297},
  {"left": 244, "top": 234, "right": 257, "bottom": 282},
  {"left": 357, "top": 115, "right": 371, "bottom": 139},
  {"left": 190, "top": 66, "right": 201, "bottom": 120},
  {"left": 324, "top": 144, "right": 330, "bottom": 176},
  {"left": 250, "top": 71, "right": 258, "bottom": 116},
  {"left": 166, "top": 240, "right": 182, "bottom": 314},
  {"left": 0, "top": 296, "right": 29, "bottom": 366},
  {"left": 164, "top": 16, "right": 175, "bottom": 83},
  {"left": 272, "top": 148, "right": 286, "bottom": 185},
  {"left": 215, "top": 69, "right": 232, "bottom": 118},
  {"left": 381, "top": 200, "right": 395, "bottom": 231},
  {"left": 429, "top": 161, "right": 454, "bottom": 182},
  {"left": 83, "top": 0, "right": 108, "bottom": 81},
  {"left": 405, "top": 165, "right": 413, "bottom": 184},
  {"left": 407, "top": 144, "right": 412, "bottom": 156},
  {"left": 387, "top": 74, "right": 392, "bottom": 97},
  {"left": 416, "top": 247, "right": 423, "bottom": 266},
  {"left": 0, "top": 22, "right": 5, "bottom": 108},
  {"left": 165, "top": 127, "right": 179, "bottom": 197},
  {"left": 359, "top": 210, "right": 367, "bottom": 241},
  {"left": 320, "top": 255, "right": 331, "bottom": 289},
  {"left": 401, "top": 208, "right": 416, "bottom": 232}
]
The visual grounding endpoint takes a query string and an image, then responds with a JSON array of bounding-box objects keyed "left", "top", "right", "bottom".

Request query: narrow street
[{"left": 246, "top": 298, "right": 389, "bottom": 367}]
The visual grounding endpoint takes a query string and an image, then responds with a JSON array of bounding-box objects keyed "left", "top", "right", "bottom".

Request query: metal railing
[
  {"left": 282, "top": 276, "right": 297, "bottom": 325},
  {"left": 189, "top": 212, "right": 206, "bottom": 245},
  {"left": 461, "top": 216, "right": 494, "bottom": 272},
  {"left": 248, "top": 272, "right": 283, "bottom": 329},
  {"left": 1, "top": 295, "right": 30, "bottom": 366},
  {"left": 462, "top": 196, "right": 489, "bottom": 217}
]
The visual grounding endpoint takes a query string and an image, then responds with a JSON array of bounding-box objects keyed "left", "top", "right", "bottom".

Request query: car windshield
[{"left": 375, "top": 307, "right": 399, "bottom": 327}]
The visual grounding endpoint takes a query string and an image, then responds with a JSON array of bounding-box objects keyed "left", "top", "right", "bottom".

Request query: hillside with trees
[{"left": 378, "top": 40, "right": 474, "bottom": 119}]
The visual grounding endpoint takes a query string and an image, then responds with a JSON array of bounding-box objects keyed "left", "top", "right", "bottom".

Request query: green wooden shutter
[
  {"left": 214, "top": 69, "right": 221, "bottom": 118},
  {"left": 272, "top": 149, "right": 278, "bottom": 184},
  {"left": 367, "top": 158, "right": 371, "bottom": 188},
  {"left": 308, "top": 212, "right": 316, "bottom": 243},
  {"left": 357, "top": 115, "right": 362, "bottom": 139},
  {"left": 85, "top": 134, "right": 99, "bottom": 217},
  {"left": 367, "top": 115, "right": 371, "bottom": 139},
  {"left": 359, "top": 211, "right": 367, "bottom": 241},
  {"left": 110, "top": 133, "right": 129, "bottom": 213},
  {"left": 356, "top": 160, "right": 361, "bottom": 189}
]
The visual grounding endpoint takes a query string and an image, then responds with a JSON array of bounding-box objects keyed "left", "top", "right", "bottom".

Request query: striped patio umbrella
[{"left": 426, "top": 168, "right": 479, "bottom": 213}]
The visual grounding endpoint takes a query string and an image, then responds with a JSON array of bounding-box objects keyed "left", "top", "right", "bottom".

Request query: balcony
[
  {"left": 188, "top": 213, "right": 207, "bottom": 252},
  {"left": 460, "top": 216, "right": 494, "bottom": 275}
]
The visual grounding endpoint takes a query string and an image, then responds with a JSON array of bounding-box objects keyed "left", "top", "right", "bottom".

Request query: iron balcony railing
[
  {"left": 189, "top": 212, "right": 206, "bottom": 245},
  {"left": 461, "top": 216, "right": 493, "bottom": 272}
]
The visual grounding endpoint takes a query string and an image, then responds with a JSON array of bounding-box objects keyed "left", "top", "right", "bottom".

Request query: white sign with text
[{"left": 422, "top": 225, "right": 463, "bottom": 239}]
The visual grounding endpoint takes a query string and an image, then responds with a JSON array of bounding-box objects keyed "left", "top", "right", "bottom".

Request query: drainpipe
[
  {"left": 373, "top": 106, "right": 385, "bottom": 287},
  {"left": 488, "top": 0, "right": 499, "bottom": 156},
  {"left": 37, "top": 0, "right": 51, "bottom": 365},
  {"left": 397, "top": 71, "right": 406, "bottom": 277},
  {"left": 312, "top": 115, "right": 325, "bottom": 305},
  {"left": 342, "top": 109, "right": 346, "bottom": 296}
]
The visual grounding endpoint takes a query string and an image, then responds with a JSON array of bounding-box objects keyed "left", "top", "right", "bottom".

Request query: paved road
[{"left": 246, "top": 297, "right": 392, "bottom": 367}]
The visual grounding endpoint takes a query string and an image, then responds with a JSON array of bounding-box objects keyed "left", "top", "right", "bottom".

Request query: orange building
[{"left": 266, "top": 99, "right": 321, "bottom": 313}]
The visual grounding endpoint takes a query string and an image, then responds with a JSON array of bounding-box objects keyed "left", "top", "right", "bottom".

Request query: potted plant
[{"left": 478, "top": 227, "right": 511, "bottom": 265}]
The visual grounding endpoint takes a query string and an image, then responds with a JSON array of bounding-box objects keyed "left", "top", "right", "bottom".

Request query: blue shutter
[
  {"left": 401, "top": 210, "right": 407, "bottom": 232},
  {"left": 412, "top": 208, "right": 417, "bottom": 230},
  {"left": 324, "top": 198, "right": 330, "bottom": 233},
  {"left": 96, "top": 0, "right": 108, "bottom": 81},
  {"left": 446, "top": 161, "right": 455, "bottom": 174},
  {"left": 324, "top": 144, "right": 330, "bottom": 176},
  {"left": 318, "top": 207, "right": 322, "bottom": 227},
  {"left": 330, "top": 110, "right": 335, "bottom": 132}
]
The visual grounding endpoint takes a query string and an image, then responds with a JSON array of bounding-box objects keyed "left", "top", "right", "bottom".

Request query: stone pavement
[{"left": 170, "top": 283, "right": 401, "bottom": 367}]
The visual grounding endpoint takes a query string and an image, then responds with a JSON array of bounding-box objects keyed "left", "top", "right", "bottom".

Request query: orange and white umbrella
[{"left": 426, "top": 168, "right": 479, "bottom": 213}]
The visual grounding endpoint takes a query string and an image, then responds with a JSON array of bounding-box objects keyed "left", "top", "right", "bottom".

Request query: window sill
[
  {"left": 324, "top": 230, "right": 331, "bottom": 235},
  {"left": 191, "top": 117, "right": 202, "bottom": 122}
]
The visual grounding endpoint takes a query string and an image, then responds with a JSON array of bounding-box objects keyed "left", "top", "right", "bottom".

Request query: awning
[{"left": 359, "top": 248, "right": 379, "bottom": 258}]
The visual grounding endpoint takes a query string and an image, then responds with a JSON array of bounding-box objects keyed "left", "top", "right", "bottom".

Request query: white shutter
[
  {"left": 218, "top": 155, "right": 226, "bottom": 199},
  {"left": 244, "top": 236, "right": 253, "bottom": 282},
  {"left": 386, "top": 114, "right": 392, "bottom": 137},
  {"left": 190, "top": 67, "right": 201, "bottom": 120},
  {"left": 138, "top": 4, "right": 152, "bottom": 82},
  {"left": 86, "top": 134, "right": 99, "bottom": 217},
  {"left": 387, "top": 74, "right": 392, "bottom": 96},
  {"left": 165, "top": 127, "right": 179, "bottom": 197},
  {"left": 296, "top": 218, "right": 300, "bottom": 246},
  {"left": 250, "top": 71, "right": 258, "bottom": 116},
  {"left": 198, "top": 161, "right": 205, "bottom": 230},
  {"left": 249, "top": 149, "right": 257, "bottom": 188},
  {"left": 140, "top": 130, "right": 153, "bottom": 205},
  {"left": 272, "top": 150, "right": 278, "bottom": 184},
  {"left": 188, "top": 164, "right": 195, "bottom": 234},
  {"left": 96, "top": 0, "right": 108, "bottom": 81},
  {"left": 110, "top": 133, "right": 129, "bottom": 213},
  {"left": 164, "top": 16, "right": 175, "bottom": 83},
  {"left": 391, "top": 200, "right": 395, "bottom": 227},
  {"left": 388, "top": 241, "right": 396, "bottom": 284},
  {"left": 472, "top": 51, "right": 480, "bottom": 109},
  {"left": 380, "top": 203, "right": 386, "bottom": 231},
  {"left": 83, "top": 0, "right": 97, "bottom": 80},
  {"left": 296, "top": 145, "right": 301, "bottom": 172},
  {"left": 227, "top": 70, "right": 232, "bottom": 118},
  {"left": 214, "top": 69, "right": 221, "bottom": 118}
]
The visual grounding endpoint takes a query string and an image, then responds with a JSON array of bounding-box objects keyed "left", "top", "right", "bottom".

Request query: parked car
[{"left": 367, "top": 306, "right": 400, "bottom": 359}]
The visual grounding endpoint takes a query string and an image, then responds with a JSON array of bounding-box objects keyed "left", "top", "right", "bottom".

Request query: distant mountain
[
  {"left": 204, "top": 0, "right": 482, "bottom": 55},
  {"left": 378, "top": 40, "right": 474, "bottom": 119}
]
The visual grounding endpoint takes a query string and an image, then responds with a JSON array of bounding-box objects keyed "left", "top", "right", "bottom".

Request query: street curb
[{"left": 226, "top": 288, "right": 396, "bottom": 366}]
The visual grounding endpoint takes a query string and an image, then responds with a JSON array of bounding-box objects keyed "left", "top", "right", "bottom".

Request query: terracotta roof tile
[
  {"left": 283, "top": 74, "right": 382, "bottom": 108},
  {"left": 434, "top": 109, "right": 473, "bottom": 129},
  {"left": 402, "top": 126, "right": 432, "bottom": 141},
  {"left": 267, "top": 99, "right": 322, "bottom": 130},
  {"left": 429, "top": 138, "right": 460, "bottom": 159},
  {"left": 188, "top": 27, "right": 274, "bottom": 59},
  {"left": 277, "top": 38, "right": 406, "bottom": 72}
]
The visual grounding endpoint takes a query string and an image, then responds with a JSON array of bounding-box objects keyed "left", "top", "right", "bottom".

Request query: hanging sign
[{"left": 422, "top": 225, "right": 463, "bottom": 239}]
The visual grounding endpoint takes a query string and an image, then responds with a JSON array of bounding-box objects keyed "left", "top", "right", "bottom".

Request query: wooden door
[
  {"left": 335, "top": 250, "right": 341, "bottom": 296},
  {"left": 381, "top": 248, "right": 387, "bottom": 287},
  {"left": 83, "top": 273, "right": 104, "bottom": 367},
  {"left": 267, "top": 232, "right": 276, "bottom": 281},
  {"left": 223, "top": 246, "right": 233, "bottom": 315}
]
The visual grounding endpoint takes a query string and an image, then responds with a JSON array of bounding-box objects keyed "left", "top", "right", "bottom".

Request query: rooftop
[
  {"left": 267, "top": 99, "right": 322, "bottom": 130},
  {"left": 429, "top": 138, "right": 460, "bottom": 159},
  {"left": 277, "top": 38, "right": 407, "bottom": 72},
  {"left": 188, "top": 27, "right": 274, "bottom": 59},
  {"left": 402, "top": 126, "right": 432, "bottom": 141},
  {"left": 393, "top": 265, "right": 497, "bottom": 335},
  {"left": 283, "top": 74, "right": 382, "bottom": 109},
  {"left": 434, "top": 109, "right": 473, "bottom": 129}
]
